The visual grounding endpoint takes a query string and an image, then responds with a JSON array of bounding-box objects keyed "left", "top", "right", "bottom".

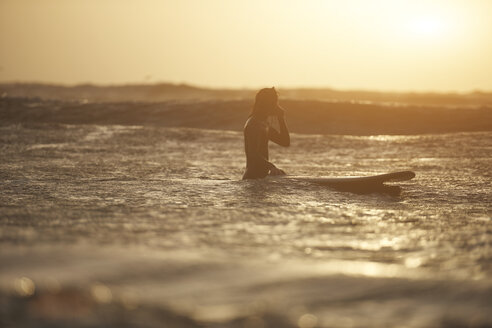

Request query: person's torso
[
  {"left": 243, "top": 116, "right": 270, "bottom": 178},
  {"left": 244, "top": 116, "right": 269, "bottom": 160}
]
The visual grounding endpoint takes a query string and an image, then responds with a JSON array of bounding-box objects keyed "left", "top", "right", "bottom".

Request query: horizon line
[{"left": 1, "top": 79, "right": 491, "bottom": 95}]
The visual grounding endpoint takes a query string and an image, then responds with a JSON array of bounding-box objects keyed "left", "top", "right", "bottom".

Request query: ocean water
[{"left": 0, "top": 122, "right": 491, "bottom": 327}]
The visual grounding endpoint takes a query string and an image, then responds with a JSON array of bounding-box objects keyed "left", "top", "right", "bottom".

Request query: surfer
[{"left": 242, "top": 87, "right": 290, "bottom": 179}]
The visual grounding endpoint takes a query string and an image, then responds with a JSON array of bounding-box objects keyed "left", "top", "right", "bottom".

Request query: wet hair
[{"left": 250, "top": 87, "right": 278, "bottom": 117}]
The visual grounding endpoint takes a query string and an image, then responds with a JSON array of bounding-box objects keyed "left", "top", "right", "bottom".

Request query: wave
[{"left": 1, "top": 96, "right": 491, "bottom": 135}]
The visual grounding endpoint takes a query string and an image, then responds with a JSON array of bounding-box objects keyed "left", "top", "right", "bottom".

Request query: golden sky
[{"left": 1, "top": 0, "right": 491, "bottom": 91}]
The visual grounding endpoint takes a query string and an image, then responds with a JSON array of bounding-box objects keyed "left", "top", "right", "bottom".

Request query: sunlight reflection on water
[{"left": 0, "top": 124, "right": 491, "bottom": 327}]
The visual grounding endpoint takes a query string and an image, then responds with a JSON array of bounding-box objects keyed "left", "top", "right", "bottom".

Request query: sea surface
[{"left": 0, "top": 106, "right": 491, "bottom": 326}]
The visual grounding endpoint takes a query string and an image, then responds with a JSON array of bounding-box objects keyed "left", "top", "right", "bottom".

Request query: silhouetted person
[{"left": 242, "top": 87, "right": 290, "bottom": 179}]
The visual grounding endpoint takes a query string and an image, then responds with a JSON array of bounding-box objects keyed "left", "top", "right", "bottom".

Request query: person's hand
[{"left": 269, "top": 166, "right": 286, "bottom": 176}]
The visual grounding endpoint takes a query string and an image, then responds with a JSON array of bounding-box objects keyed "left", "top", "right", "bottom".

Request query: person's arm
[{"left": 268, "top": 106, "right": 290, "bottom": 147}]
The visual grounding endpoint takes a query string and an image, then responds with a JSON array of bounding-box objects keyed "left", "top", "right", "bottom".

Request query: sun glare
[{"left": 408, "top": 16, "right": 447, "bottom": 38}]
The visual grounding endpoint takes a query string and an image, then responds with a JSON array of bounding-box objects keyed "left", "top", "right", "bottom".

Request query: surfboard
[{"left": 288, "top": 171, "right": 415, "bottom": 195}]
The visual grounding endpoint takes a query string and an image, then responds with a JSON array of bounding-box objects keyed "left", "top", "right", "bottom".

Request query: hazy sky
[{"left": 1, "top": 0, "right": 491, "bottom": 91}]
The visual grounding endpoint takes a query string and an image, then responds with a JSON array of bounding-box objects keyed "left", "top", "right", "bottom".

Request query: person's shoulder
[
  {"left": 244, "top": 117, "right": 256, "bottom": 131},
  {"left": 244, "top": 116, "right": 266, "bottom": 131}
]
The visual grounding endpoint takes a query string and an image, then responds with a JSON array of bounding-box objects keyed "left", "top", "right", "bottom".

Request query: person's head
[{"left": 251, "top": 87, "right": 278, "bottom": 118}]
